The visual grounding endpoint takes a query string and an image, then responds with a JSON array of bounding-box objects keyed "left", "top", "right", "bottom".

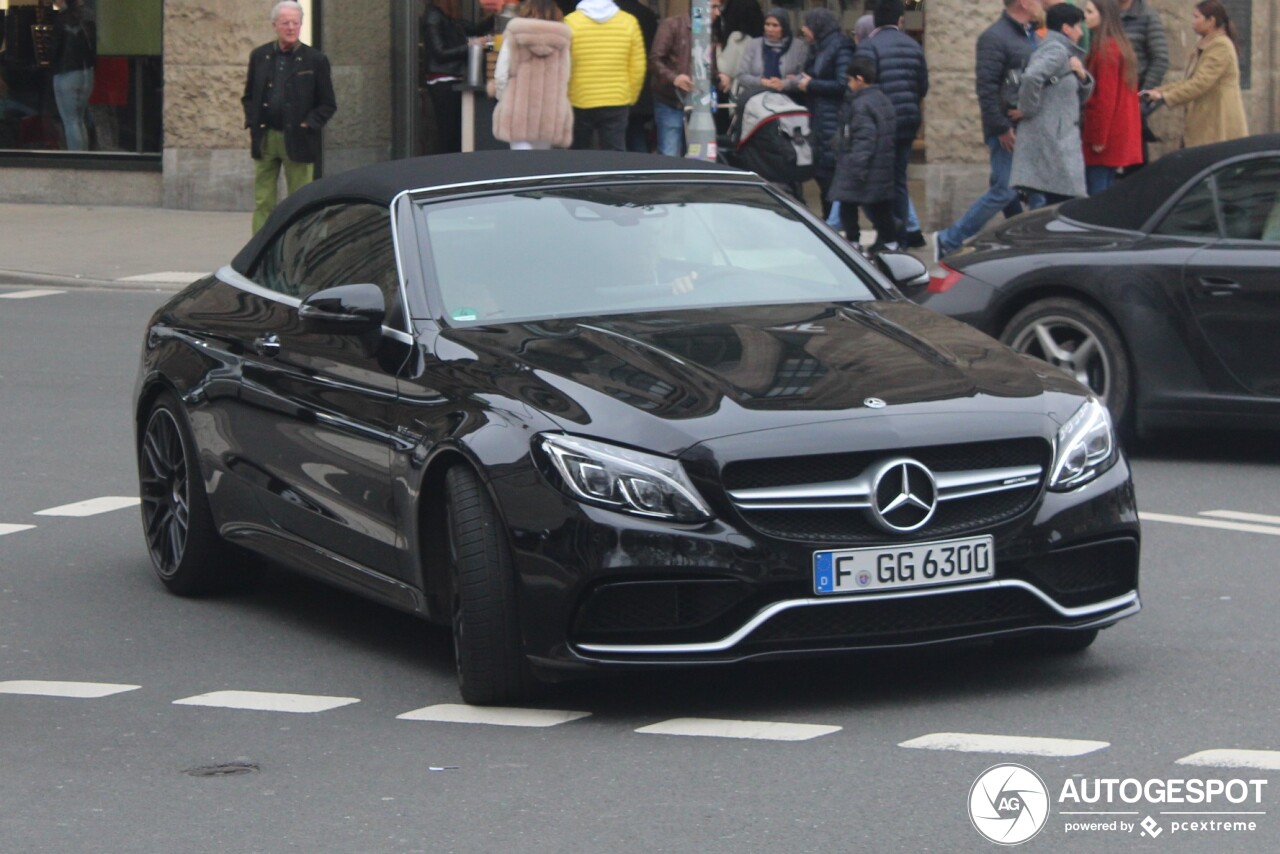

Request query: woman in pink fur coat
[{"left": 489, "top": 0, "right": 574, "bottom": 149}]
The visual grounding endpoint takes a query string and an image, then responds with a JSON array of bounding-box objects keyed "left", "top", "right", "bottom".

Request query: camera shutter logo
[{"left": 969, "top": 763, "right": 1050, "bottom": 845}]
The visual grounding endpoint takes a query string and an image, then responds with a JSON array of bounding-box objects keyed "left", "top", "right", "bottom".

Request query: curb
[{"left": 0, "top": 270, "right": 189, "bottom": 293}]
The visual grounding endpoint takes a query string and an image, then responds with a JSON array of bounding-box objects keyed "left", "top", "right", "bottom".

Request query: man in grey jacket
[
  {"left": 934, "top": 0, "right": 1042, "bottom": 259},
  {"left": 1120, "top": 0, "right": 1168, "bottom": 165}
]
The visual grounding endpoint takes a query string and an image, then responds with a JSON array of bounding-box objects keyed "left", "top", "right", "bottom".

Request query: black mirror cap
[
  {"left": 875, "top": 252, "right": 930, "bottom": 290},
  {"left": 298, "top": 283, "right": 386, "bottom": 332}
]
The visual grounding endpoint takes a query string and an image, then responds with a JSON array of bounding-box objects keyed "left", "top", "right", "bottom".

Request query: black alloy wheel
[
  {"left": 138, "top": 393, "right": 241, "bottom": 595},
  {"left": 444, "top": 465, "right": 533, "bottom": 705}
]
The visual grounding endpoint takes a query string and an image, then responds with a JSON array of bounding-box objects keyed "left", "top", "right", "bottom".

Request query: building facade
[{"left": 1, "top": 1, "right": 1276, "bottom": 226}]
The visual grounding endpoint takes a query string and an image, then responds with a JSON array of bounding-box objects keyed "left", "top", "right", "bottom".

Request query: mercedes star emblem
[
  {"left": 864, "top": 397, "right": 887, "bottom": 409},
  {"left": 868, "top": 458, "right": 938, "bottom": 533}
]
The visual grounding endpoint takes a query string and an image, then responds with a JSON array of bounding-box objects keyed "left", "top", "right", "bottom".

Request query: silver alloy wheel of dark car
[
  {"left": 138, "top": 394, "right": 241, "bottom": 595},
  {"left": 1002, "top": 298, "right": 1132, "bottom": 429}
]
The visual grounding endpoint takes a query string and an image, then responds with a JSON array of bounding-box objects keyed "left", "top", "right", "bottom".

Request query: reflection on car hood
[
  {"left": 439, "top": 302, "right": 1073, "bottom": 452},
  {"left": 948, "top": 206, "right": 1140, "bottom": 267}
]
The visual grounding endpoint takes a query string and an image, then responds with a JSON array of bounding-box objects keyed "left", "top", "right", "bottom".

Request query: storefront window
[{"left": 0, "top": 0, "right": 162, "bottom": 154}]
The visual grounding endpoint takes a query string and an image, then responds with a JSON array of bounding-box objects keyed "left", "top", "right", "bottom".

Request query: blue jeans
[
  {"left": 937, "top": 135, "right": 1021, "bottom": 255},
  {"left": 1086, "top": 165, "right": 1117, "bottom": 196},
  {"left": 654, "top": 101, "right": 685, "bottom": 157},
  {"left": 53, "top": 68, "right": 94, "bottom": 151},
  {"left": 892, "top": 138, "right": 914, "bottom": 241}
]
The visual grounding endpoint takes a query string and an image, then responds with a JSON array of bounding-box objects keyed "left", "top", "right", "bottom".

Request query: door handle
[
  {"left": 1196, "top": 276, "right": 1242, "bottom": 297},
  {"left": 252, "top": 334, "right": 281, "bottom": 356}
]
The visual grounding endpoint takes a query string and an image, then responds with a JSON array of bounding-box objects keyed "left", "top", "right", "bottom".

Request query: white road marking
[
  {"left": 1200, "top": 510, "right": 1280, "bottom": 526},
  {"left": 118, "top": 272, "right": 206, "bottom": 284},
  {"left": 635, "top": 717, "right": 841, "bottom": 741},
  {"left": 34, "top": 496, "right": 140, "bottom": 517},
  {"left": 173, "top": 690, "right": 360, "bottom": 714},
  {"left": 397, "top": 704, "right": 591, "bottom": 727},
  {"left": 1176, "top": 749, "right": 1280, "bottom": 771},
  {"left": 0, "top": 289, "right": 66, "bottom": 299},
  {"left": 0, "top": 523, "right": 36, "bottom": 536},
  {"left": 1139, "top": 512, "right": 1280, "bottom": 537},
  {"left": 899, "top": 732, "right": 1109, "bottom": 757},
  {"left": 0, "top": 680, "right": 140, "bottom": 698}
]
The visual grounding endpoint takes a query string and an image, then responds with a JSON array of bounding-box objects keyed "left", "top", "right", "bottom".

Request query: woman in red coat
[{"left": 1082, "top": 0, "right": 1143, "bottom": 194}]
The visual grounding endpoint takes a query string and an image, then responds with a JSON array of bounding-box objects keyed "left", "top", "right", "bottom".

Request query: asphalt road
[{"left": 2, "top": 285, "right": 1277, "bottom": 853}]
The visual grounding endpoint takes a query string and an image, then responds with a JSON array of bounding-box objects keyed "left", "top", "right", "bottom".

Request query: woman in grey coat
[
  {"left": 734, "top": 8, "right": 808, "bottom": 97},
  {"left": 1010, "top": 3, "right": 1095, "bottom": 207}
]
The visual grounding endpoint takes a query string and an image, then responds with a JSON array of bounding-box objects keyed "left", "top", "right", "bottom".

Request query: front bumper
[{"left": 501, "top": 453, "right": 1140, "bottom": 670}]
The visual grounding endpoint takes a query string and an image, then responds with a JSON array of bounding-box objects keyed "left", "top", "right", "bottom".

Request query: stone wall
[
  {"left": 163, "top": 0, "right": 266, "bottom": 210},
  {"left": 321, "top": 3, "right": 394, "bottom": 176}
]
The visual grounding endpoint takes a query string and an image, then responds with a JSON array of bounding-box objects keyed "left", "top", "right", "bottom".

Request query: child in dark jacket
[{"left": 831, "top": 55, "right": 898, "bottom": 252}]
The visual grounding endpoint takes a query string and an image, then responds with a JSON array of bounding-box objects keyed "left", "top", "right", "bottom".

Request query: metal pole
[{"left": 685, "top": 0, "right": 716, "bottom": 160}]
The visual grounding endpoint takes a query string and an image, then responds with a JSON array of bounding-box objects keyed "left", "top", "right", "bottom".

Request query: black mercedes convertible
[{"left": 134, "top": 151, "right": 1139, "bottom": 704}]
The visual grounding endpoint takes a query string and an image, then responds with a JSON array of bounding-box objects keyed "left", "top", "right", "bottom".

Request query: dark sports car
[
  {"left": 916, "top": 133, "right": 1280, "bottom": 437},
  {"left": 134, "top": 151, "right": 1139, "bottom": 705}
]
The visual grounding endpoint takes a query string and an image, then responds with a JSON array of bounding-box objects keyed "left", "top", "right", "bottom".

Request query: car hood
[{"left": 436, "top": 301, "right": 1083, "bottom": 454}]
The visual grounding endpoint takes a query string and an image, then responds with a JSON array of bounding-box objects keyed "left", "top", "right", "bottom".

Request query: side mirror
[
  {"left": 298, "top": 283, "right": 386, "bottom": 333},
  {"left": 874, "top": 252, "right": 930, "bottom": 289}
]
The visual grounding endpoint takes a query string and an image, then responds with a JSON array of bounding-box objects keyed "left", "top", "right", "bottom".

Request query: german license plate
[{"left": 813, "top": 535, "right": 995, "bottom": 595}]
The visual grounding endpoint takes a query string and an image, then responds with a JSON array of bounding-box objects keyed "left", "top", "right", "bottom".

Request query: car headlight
[
  {"left": 539, "top": 434, "right": 713, "bottom": 523},
  {"left": 1049, "top": 398, "right": 1116, "bottom": 491}
]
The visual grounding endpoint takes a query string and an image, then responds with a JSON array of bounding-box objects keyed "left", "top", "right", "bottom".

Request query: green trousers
[{"left": 253, "top": 128, "right": 313, "bottom": 233}]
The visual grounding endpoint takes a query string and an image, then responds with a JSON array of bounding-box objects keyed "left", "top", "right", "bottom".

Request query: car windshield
[{"left": 414, "top": 183, "right": 880, "bottom": 324}]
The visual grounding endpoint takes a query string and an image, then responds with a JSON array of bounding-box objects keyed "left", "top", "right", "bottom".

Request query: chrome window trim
[
  {"left": 388, "top": 168, "right": 758, "bottom": 209},
  {"left": 215, "top": 264, "right": 414, "bottom": 344},
  {"left": 575, "top": 582, "right": 1139, "bottom": 655}
]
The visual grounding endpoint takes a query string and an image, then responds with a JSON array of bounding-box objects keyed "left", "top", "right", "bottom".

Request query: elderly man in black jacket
[
  {"left": 935, "top": 0, "right": 1040, "bottom": 259},
  {"left": 856, "top": 0, "right": 928, "bottom": 247},
  {"left": 243, "top": 1, "right": 337, "bottom": 233}
]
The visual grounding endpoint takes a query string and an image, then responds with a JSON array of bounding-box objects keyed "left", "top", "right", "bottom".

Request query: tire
[
  {"left": 996, "top": 628, "right": 1098, "bottom": 656},
  {"left": 1001, "top": 298, "right": 1132, "bottom": 432},
  {"left": 138, "top": 392, "right": 248, "bottom": 595},
  {"left": 444, "top": 465, "right": 533, "bottom": 705}
]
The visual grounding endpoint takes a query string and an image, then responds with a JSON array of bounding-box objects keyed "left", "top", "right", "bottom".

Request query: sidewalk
[{"left": 0, "top": 203, "right": 249, "bottom": 293}]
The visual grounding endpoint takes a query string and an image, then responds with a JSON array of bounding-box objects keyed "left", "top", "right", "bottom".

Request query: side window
[
  {"left": 1153, "top": 176, "right": 1220, "bottom": 239},
  {"left": 252, "top": 208, "right": 326, "bottom": 296},
  {"left": 251, "top": 203, "right": 403, "bottom": 326},
  {"left": 1211, "top": 157, "right": 1280, "bottom": 242}
]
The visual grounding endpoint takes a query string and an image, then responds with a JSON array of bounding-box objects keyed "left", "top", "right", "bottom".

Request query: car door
[
  {"left": 237, "top": 202, "right": 413, "bottom": 575},
  {"left": 1179, "top": 157, "right": 1280, "bottom": 398}
]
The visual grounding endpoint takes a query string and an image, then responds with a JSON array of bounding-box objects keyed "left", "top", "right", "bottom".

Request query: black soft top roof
[
  {"left": 232, "top": 150, "right": 751, "bottom": 274},
  {"left": 1058, "top": 133, "right": 1280, "bottom": 232}
]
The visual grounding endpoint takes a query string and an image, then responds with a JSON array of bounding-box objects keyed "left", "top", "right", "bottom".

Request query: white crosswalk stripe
[
  {"left": 0, "top": 680, "right": 140, "bottom": 698},
  {"left": 0, "top": 289, "right": 66, "bottom": 299},
  {"left": 173, "top": 690, "right": 360, "bottom": 713},
  {"left": 1139, "top": 512, "right": 1280, "bottom": 537},
  {"left": 397, "top": 704, "right": 591, "bottom": 727},
  {"left": 34, "top": 496, "right": 140, "bottom": 517},
  {"left": 118, "top": 272, "right": 207, "bottom": 284},
  {"left": 899, "top": 732, "right": 1110, "bottom": 757},
  {"left": 0, "top": 523, "right": 36, "bottom": 536},
  {"left": 1176, "top": 749, "right": 1280, "bottom": 771},
  {"left": 635, "top": 717, "right": 841, "bottom": 741},
  {"left": 1199, "top": 510, "right": 1280, "bottom": 526}
]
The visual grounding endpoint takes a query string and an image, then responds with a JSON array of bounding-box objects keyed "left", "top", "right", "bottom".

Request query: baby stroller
[{"left": 721, "top": 88, "right": 814, "bottom": 196}]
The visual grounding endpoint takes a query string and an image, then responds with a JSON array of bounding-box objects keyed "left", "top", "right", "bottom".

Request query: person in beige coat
[
  {"left": 489, "top": 0, "right": 573, "bottom": 149},
  {"left": 1141, "top": 0, "right": 1246, "bottom": 148}
]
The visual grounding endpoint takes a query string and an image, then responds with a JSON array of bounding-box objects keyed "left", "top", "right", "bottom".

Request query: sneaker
[{"left": 905, "top": 230, "right": 926, "bottom": 248}]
